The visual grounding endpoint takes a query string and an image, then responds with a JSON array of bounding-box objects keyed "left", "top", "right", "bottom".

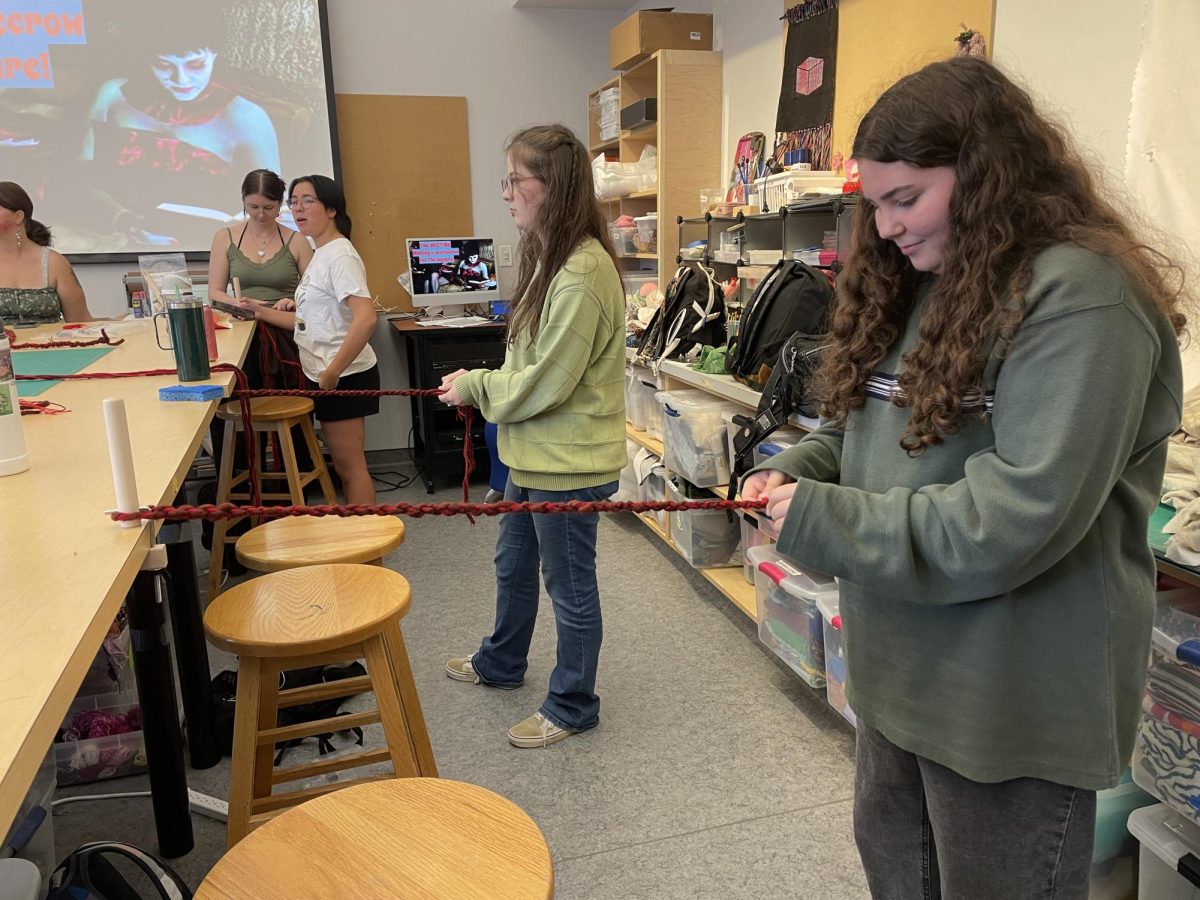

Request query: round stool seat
[
  {"left": 236, "top": 516, "right": 405, "bottom": 572},
  {"left": 195, "top": 780, "right": 553, "bottom": 900},
  {"left": 218, "top": 396, "right": 314, "bottom": 422},
  {"left": 204, "top": 564, "right": 411, "bottom": 657}
]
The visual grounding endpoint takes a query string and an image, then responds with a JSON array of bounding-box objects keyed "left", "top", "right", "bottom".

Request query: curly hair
[{"left": 816, "top": 57, "right": 1188, "bottom": 455}]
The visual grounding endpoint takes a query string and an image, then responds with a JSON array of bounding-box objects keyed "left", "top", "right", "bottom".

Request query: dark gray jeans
[{"left": 854, "top": 723, "right": 1096, "bottom": 899}]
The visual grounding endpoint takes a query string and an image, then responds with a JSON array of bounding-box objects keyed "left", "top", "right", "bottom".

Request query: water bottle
[{"left": 0, "top": 322, "right": 30, "bottom": 475}]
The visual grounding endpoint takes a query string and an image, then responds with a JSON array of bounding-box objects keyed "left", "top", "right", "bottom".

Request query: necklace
[{"left": 256, "top": 236, "right": 268, "bottom": 258}]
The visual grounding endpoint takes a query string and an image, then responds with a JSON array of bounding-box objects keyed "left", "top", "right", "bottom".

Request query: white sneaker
[{"left": 445, "top": 657, "right": 479, "bottom": 683}]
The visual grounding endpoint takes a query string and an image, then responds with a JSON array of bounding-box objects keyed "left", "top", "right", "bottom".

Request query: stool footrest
[
  {"left": 277, "top": 675, "right": 373, "bottom": 710},
  {"left": 250, "top": 773, "right": 395, "bottom": 815},
  {"left": 257, "top": 709, "right": 381, "bottom": 746},
  {"left": 271, "top": 747, "right": 393, "bottom": 786}
]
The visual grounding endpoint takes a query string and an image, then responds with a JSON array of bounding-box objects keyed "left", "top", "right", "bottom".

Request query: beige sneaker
[
  {"left": 445, "top": 657, "right": 480, "bottom": 683},
  {"left": 445, "top": 657, "right": 523, "bottom": 689},
  {"left": 508, "top": 712, "right": 575, "bottom": 748}
]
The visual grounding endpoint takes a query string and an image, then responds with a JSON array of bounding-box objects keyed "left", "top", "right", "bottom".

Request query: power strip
[{"left": 188, "top": 789, "right": 229, "bottom": 823}]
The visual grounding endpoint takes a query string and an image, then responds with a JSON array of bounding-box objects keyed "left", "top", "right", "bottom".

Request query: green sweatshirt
[
  {"left": 761, "top": 244, "right": 1182, "bottom": 789},
  {"left": 455, "top": 238, "right": 627, "bottom": 491}
]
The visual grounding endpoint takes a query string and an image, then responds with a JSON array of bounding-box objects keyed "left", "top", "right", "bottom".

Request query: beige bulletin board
[{"left": 334, "top": 94, "right": 474, "bottom": 311}]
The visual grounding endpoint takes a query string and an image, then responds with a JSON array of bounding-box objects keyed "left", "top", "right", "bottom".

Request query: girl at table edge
[
  {"left": 0, "top": 182, "right": 92, "bottom": 325},
  {"left": 207, "top": 169, "right": 313, "bottom": 307},
  {"left": 245, "top": 175, "right": 378, "bottom": 505},
  {"left": 743, "top": 56, "right": 1186, "bottom": 896}
]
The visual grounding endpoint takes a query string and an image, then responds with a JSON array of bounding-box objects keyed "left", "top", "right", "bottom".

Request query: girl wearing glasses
[
  {"left": 254, "top": 175, "right": 379, "bottom": 505},
  {"left": 440, "top": 124, "right": 627, "bottom": 749}
]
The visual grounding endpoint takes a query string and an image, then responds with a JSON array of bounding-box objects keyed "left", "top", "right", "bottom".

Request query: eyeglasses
[
  {"left": 287, "top": 195, "right": 318, "bottom": 209},
  {"left": 500, "top": 174, "right": 537, "bottom": 193}
]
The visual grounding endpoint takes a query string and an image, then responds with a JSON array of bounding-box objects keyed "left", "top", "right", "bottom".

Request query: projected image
[
  {"left": 0, "top": 0, "right": 337, "bottom": 256},
  {"left": 408, "top": 239, "right": 498, "bottom": 295}
]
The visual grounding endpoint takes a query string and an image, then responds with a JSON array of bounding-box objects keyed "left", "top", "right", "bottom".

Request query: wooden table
[{"left": 0, "top": 318, "right": 256, "bottom": 835}]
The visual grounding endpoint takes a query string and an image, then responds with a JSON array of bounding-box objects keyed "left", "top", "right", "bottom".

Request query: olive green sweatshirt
[
  {"left": 455, "top": 239, "right": 627, "bottom": 491},
  {"left": 761, "top": 244, "right": 1182, "bottom": 789}
]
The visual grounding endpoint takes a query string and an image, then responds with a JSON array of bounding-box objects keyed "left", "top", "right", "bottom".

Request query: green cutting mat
[{"left": 14, "top": 347, "right": 116, "bottom": 397}]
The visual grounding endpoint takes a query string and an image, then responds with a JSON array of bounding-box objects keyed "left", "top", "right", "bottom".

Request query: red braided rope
[
  {"left": 6, "top": 327, "right": 126, "bottom": 349},
  {"left": 110, "top": 496, "right": 767, "bottom": 523}
]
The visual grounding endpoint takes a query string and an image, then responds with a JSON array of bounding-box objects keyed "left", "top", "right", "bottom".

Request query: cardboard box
[{"left": 610, "top": 10, "right": 713, "bottom": 71}]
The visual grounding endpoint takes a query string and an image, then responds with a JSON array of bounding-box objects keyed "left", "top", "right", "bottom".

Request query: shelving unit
[
  {"left": 623, "top": 351, "right": 814, "bottom": 621},
  {"left": 588, "top": 50, "right": 723, "bottom": 291}
]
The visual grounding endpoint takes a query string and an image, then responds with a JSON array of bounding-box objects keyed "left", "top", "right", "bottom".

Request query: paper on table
[{"left": 414, "top": 316, "right": 494, "bottom": 328}]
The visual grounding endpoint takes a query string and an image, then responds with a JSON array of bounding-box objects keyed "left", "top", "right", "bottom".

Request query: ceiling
[{"left": 512, "top": 0, "right": 636, "bottom": 9}]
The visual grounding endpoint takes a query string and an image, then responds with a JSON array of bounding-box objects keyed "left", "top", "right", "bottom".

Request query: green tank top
[
  {"left": 0, "top": 248, "right": 64, "bottom": 326},
  {"left": 225, "top": 227, "right": 302, "bottom": 301}
]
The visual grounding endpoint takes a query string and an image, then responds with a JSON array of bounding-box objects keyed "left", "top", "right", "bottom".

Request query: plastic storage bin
[
  {"left": 668, "top": 479, "right": 740, "bottom": 567},
  {"left": 54, "top": 690, "right": 147, "bottom": 786},
  {"left": 746, "top": 545, "right": 836, "bottom": 686},
  {"left": 752, "top": 427, "right": 805, "bottom": 468},
  {"left": 1, "top": 751, "right": 55, "bottom": 892},
  {"left": 638, "top": 456, "right": 668, "bottom": 533},
  {"left": 817, "top": 594, "right": 855, "bottom": 726},
  {"left": 628, "top": 376, "right": 659, "bottom": 436},
  {"left": 633, "top": 213, "right": 657, "bottom": 252},
  {"left": 1127, "top": 803, "right": 1200, "bottom": 899},
  {"left": 615, "top": 438, "right": 641, "bottom": 501},
  {"left": 741, "top": 516, "right": 771, "bottom": 584},
  {"left": 1154, "top": 587, "right": 1200, "bottom": 666},
  {"left": 656, "top": 389, "right": 743, "bottom": 488},
  {"left": 610, "top": 225, "right": 637, "bottom": 254}
]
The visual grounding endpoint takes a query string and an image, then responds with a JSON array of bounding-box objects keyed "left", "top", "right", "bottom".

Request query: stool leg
[
  {"left": 253, "top": 660, "right": 281, "bottom": 801},
  {"left": 208, "top": 418, "right": 238, "bottom": 600},
  {"left": 276, "top": 422, "right": 306, "bottom": 505},
  {"left": 383, "top": 624, "right": 438, "bottom": 777},
  {"left": 227, "top": 655, "right": 263, "bottom": 849},
  {"left": 362, "top": 635, "right": 421, "bottom": 778},
  {"left": 300, "top": 417, "right": 337, "bottom": 503}
]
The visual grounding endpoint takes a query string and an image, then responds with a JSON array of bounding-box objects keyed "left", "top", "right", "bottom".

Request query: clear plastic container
[
  {"left": 746, "top": 544, "right": 836, "bottom": 686},
  {"left": 638, "top": 459, "right": 668, "bottom": 533},
  {"left": 740, "top": 516, "right": 771, "bottom": 584},
  {"left": 625, "top": 374, "right": 647, "bottom": 431},
  {"left": 752, "top": 427, "right": 805, "bottom": 468},
  {"left": 1132, "top": 707, "right": 1200, "bottom": 827},
  {"left": 610, "top": 225, "right": 637, "bottom": 254},
  {"left": 628, "top": 376, "right": 659, "bottom": 437},
  {"left": 1153, "top": 588, "right": 1200, "bottom": 667},
  {"left": 55, "top": 690, "right": 147, "bottom": 786},
  {"left": 634, "top": 213, "right": 657, "bottom": 243},
  {"left": 1127, "top": 804, "right": 1200, "bottom": 899},
  {"left": 645, "top": 386, "right": 665, "bottom": 441},
  {"left": 656, "top": 389, "right": 744, "bottom": 488},
  {"left": 621, "top": 273, "right": 659, "bottom": 298},
  {"left": 615, "top": 438, "right": 641, "bottom": 501},
  {"left": 668, "top": 479, "right": 739, "bottom": 568},
  {"left": 817, "top": 594, "right": 855, "bottom": 726},
  {"left": 2, "top": 750, "right": 55, "bottom": 892}
]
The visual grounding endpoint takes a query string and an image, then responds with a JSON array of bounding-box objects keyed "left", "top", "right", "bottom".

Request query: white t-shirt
[{"left": 293, "top": 237, "right": 377, "bottom": 380}]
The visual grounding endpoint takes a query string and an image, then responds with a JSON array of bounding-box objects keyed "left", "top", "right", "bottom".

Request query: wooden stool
[
  {"left": 236, "top": 516, "right": 406, "bottom": 572},
  {"left": 208, "top": 397, "right": 336, "bottom": 599},
  {"left": 204, "top": 564, "right": 437, "bottom": 848},
  {"left": 195, "top": 779, "right": 553, "bottom": 899}
]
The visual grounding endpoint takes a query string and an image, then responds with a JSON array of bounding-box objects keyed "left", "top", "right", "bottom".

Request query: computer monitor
[{"left": 405, "top": 237, "right": 500, "bottom": 313}]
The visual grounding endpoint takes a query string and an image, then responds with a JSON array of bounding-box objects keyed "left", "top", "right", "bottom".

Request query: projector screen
[{"left": 0, "top": 0, "right": 339, "bottom": 260}]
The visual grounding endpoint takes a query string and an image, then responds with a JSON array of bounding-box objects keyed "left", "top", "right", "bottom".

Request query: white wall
[
  {"left": 993, "top": 0, "right": 1145, "bottom": 190},
  {"left": 74, "top": 1, "right": 620, "bottom": 450}
]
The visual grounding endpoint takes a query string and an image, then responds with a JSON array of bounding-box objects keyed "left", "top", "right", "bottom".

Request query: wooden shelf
[
  {"left": 626, "top": 422, "right": 664, "bottom": 457},
  {"left": 625, "top": 188, "right": 658, "bottom": 200},
  {"left": 590, "top": 139, "right": 619, "bottom": 153},
  {"left": 617, "top": 252, "right": 658, "bottom": 260},
  {"left": 699, "top": 565, "right": 757, "bottom": 620},
  {"left": 638, "top": 512, "right": 671, "bottom": 543}
]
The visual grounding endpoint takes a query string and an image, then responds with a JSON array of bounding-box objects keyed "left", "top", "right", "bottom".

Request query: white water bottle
[{"left": 0, "top": 324, "right": 29, "bottom": 476}]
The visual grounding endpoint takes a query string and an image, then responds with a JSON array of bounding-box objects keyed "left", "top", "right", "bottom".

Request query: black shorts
[{"left": 306, "top": 365, "right": 380, "bottom": 422}]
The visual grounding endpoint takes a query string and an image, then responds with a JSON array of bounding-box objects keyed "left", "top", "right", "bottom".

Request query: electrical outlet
[
  {"left": 189, "top": 789, "right": 229, "bottom": 822},
  {"left": 498, "top": 243, "right": 514, "bottom": 267}
]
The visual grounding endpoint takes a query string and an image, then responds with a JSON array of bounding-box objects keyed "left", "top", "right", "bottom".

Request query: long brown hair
[
  {"left": 817, "top": 57, "right": 1188, "bottom": 455},
  {"left": 0, "top": 181, "right": 52, "bottom": 247},
  {"left": 504, "top": 124, "right": 619, "bottom": 344}
]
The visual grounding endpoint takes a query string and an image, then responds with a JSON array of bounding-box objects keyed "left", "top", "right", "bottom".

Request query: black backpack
[
  {"left": 727, "top": 260, "right": 834, "bottom": 386},
  {"left": 48, "top": 842, "right": 192, "bottom": 900},
  {"left": 635, "top": 265, "right": 724, "bottom": 371}
]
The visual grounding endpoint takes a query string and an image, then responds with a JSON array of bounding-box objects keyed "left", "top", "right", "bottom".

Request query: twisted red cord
[
  {"left": 110, "top": 496, "right": 768, "bottom": 523},
  {"left": 6, "top": 327, "right": 125, "bottom": 349}
]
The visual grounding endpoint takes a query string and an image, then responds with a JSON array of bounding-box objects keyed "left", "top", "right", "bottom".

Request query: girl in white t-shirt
[{"left": 249, "top": 175, "right": 378, "bottom": 503}]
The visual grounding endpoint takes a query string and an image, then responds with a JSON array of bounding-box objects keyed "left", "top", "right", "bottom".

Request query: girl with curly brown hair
[{"left": 744, "top": 57, "right": 1186, "bottom": 897}]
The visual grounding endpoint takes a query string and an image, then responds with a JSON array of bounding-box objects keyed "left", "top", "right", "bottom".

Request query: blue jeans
[
  {"left": 854, "top": 723, "right": 1096, "bottom": 899},
  {"left": 471, "top": 477, "right": 618, "bottom": 731}
]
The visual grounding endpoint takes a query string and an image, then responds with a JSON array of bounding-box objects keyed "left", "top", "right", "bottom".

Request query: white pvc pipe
[{"left": 103, "top": 398, "right": 141, "bottom": 528}]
